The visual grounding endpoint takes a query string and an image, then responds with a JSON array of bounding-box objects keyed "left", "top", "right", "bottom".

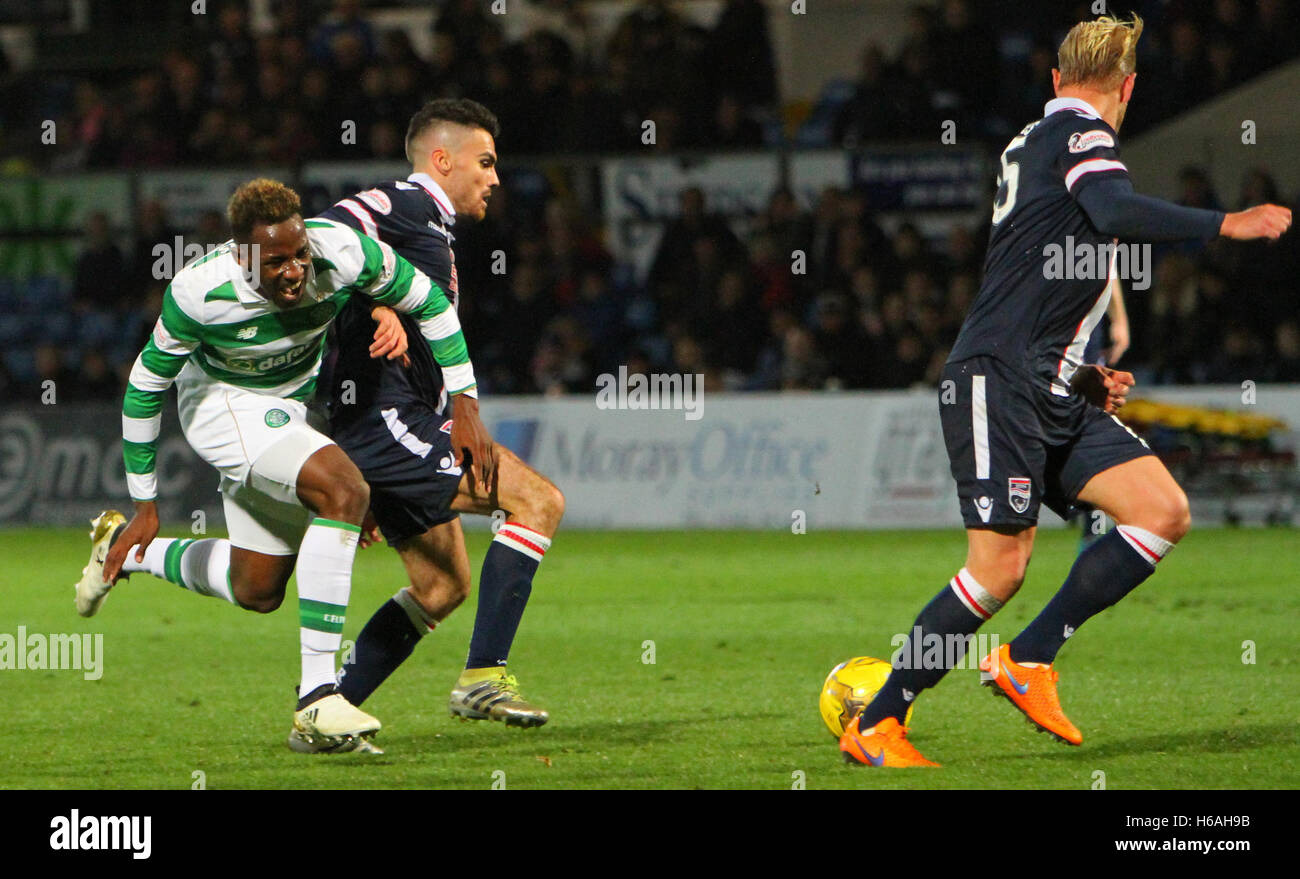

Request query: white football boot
[
  {"left": 75, "top": 510, "right": 127, "bottom": 617},
  {"left": 288, "top": 689, "right": 383, "bottom": 754}
]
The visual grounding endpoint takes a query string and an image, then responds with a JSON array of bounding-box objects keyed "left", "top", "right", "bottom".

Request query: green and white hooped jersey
[{"left": 122, "top": 218, "right": 476, "bottom": 502}]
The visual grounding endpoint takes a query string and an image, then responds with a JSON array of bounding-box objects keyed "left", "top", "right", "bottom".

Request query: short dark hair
[
  {"left": 405, "top": 99, "right": 500, "bottom": 163},
  {"left": 227, "top": 178, "right": 301, "bottom": 241}
]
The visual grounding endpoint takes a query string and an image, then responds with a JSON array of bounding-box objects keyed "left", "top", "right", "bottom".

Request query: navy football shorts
[
  {"left": 330, "top": 404, "right": 462, "bottom": 546},
  {"left": 939, "top": 355, "right": 1153, "bottom": 529}
]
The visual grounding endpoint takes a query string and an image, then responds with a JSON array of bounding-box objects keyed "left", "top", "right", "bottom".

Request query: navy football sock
[
  {"left": 857, "top": 569, "right": 1001, "bottom": 729},
  {"left": 464, "top": 523, "right": 549, "bottom": 670},
  {"left": 337, "top": 592, "right": 431, "bottom": 706},
  {"left": 1009, "top": 526, "right": 1171, "bottom": 665}
]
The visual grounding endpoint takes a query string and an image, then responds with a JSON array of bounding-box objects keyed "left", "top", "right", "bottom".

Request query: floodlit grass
[{"left": 3, "top": 526, "right": 1295, "bottom": 789}]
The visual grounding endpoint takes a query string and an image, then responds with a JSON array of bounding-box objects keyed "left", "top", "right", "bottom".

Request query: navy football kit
[
  {"left": 319, "top": 173, "right": 465, "bottom": 544},
  {"left": 942, "top": 97, "right": 1224, "bottom": 528}
]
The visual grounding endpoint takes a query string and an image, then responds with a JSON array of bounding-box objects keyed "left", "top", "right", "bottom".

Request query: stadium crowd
[{"left": 1, "top": 0, "right": 1298, "bottom": 400}]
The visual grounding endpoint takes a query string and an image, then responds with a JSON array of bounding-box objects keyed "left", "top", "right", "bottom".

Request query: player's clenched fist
[
  {"left": 1220, "top": 204, "right": 1292, "bottom": 241},
  {"left": 1071, "top": 363, "right": 1135, "bottom": 414}
]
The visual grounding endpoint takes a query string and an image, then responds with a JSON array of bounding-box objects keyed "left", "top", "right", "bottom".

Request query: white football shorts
[{"left": 177, "top": 374, "right": 333, "bottom": 555}]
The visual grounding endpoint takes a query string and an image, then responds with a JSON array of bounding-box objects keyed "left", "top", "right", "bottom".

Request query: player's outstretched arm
[
  {"left": 108, "top": 286, "right": 198, "bottom": 580},
  {"left": 1075, "top": 178, "right": 1292, "bottom": 244},
  {"left": 1219, "top": 204, "right": 1293, "bottom": 241}
]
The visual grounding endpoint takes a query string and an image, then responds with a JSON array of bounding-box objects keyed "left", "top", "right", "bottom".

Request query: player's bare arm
[
  {"left": 1104, "top": 278, "right": 1129, "bottom": 364},
  {"left": 450, "top": 392, "right": 495, "bottom": 488}
]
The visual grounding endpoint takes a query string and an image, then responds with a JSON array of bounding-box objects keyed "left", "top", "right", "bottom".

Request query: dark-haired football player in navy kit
[
  {"left": 320, "top": 99, "right": 564, "bottom": 733},
  {"left": 840, "top": 15, "right": 1291, "bottom": 767}
]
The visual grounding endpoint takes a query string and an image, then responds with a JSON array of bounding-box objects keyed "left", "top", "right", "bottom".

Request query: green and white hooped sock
[
  {"left": 296, "top": 518, "right": 361, "bottom": 695},
  {"left": 121, "top": 537, "right": 237, "bottom": 604}
]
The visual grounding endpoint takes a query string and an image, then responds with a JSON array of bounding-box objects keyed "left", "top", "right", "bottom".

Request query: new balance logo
[
  {"left": 236, "top": 326, "right": 257, "bottom": 340},
  {"left": 902, "top": 689, "right": 915, "bottom": 702},
  {"left": 1063, "top": 625, "right": 1075, "bottom": 639}
]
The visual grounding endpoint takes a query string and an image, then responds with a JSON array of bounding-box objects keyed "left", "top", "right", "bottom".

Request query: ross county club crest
[{"left": 1008, "top": 478, "right": 1032, "bottom": 514}]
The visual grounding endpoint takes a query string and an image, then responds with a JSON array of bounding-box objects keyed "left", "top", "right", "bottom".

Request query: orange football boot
[
  {"left": 839, "top": 715, "right": 940, "bottom": 767},
  {"left": 980, "top": 643, "right": 1082, "bottom": 745}
]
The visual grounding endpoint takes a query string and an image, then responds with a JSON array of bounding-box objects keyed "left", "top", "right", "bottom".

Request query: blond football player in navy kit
[{"left": 839, "top": 15, "right": 1291, "bottom": 767}]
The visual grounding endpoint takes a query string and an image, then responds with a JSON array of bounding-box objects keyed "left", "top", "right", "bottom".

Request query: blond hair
[
  {"left": 1057, "top": 14, "right": 1144, "bottom": 90},
  {"left": 227, "top": 178, "right": 302, "bottom": 241}
]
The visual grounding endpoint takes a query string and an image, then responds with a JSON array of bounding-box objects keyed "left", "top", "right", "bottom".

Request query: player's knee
[
  {"left": 542, "top": 482, "right": 565, "bottom": 528},
  {"left": 997, "top": 547, "right": 1032, "bottom": 593},
  {"left": 232, "top": 581, "right": 284, "bottom": 614},
  {"left": 321, "top": 475, "right": 369, "bottom": 522},
  {"left": 512, "top": 479, "right": 565, "bottom": 534},
  {"left": 448, "top": 571, "right": 471, "bottom": 608},
  {"left": 1158, "top": 489, "right": 1192, "bottom": 543}
]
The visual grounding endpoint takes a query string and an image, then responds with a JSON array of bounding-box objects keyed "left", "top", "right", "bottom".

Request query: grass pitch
[{"left": 2, "top": 526, "right": 1296, "bottom": 789}]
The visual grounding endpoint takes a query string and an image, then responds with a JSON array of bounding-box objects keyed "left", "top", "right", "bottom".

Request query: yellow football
[{"left": 819, "top": 655, "right": 913, "bottom": 738}]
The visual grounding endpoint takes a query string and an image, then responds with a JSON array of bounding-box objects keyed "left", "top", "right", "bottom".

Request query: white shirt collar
[
  {"left": 408, "top": 172, "right": 457, "bottom": 226},
  {"left": 1044, "top": 97, "right": 1103, "bottom": 120}
]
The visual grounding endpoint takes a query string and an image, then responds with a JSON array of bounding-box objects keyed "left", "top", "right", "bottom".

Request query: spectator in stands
[
  {"left": 812, "top": 292, "right": 871, "bottom": 389},
  {"left": 129, "top": 199, "right": 178, "bottom": 299},
  {"left": 648, "top": 187, "right": 746, "bottom": 299},
  {"left": 704, "top": 268, "right": 764, "bottom": 380},
  {"left": 707, "top": 0, "right": 778, "bottom": 114},
  {"left": 72, "top": 212, "right": 129, "bottom": 312},
  {"left": 32, "top": 343, "right": 76, "bottom": 398},
  {"left": 68, "top": 81, "right": 115, "bottom": 169},
  {"left": 73, "top": 350, "right": 121, "bottom": 402},
  {"left": 311, "top": 0, "right": 376, "bottom": 66},
  {"left": 835, "top": 44, "right": 899, "bottom": 146},
  {"left": 209, "top": 1, "right": 256, "bottom": 84},
  {"left": 193, "top": 210, "right": 230, "bottom": 249},
  {"left": 929, "top": 0, "right": 997, "bottom": 132},
  {"left": 1207, "top": 35, "right": 1244, "bottom": 96},
  {"left": 0, "top": 360, "right": 19, "bottom": 404},
  {"left": 753, "top": 187, "right": 813, "bottom": 286},
  {"left": 1273, "top": 321, "right": 1300, "bottom": 382},
  {"left": 1248, "top": 0, "right": 1297, "bottom": 77},
  {"left": 1205, "top": 322, "right": 1270, "bottom": 383},
  {"left": 713, "top": 93, "right": 765, "bottom": 148},
  {"left": 781, "top": 325, "right": 829, "bottom": 390},
  {"left": 1158, "top": 18, "right": 1213, "bottom": 120}
]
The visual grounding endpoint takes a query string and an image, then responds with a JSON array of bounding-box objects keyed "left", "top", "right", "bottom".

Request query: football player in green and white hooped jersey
[{"left": 76, "top": 178, "right": 495, "bottom": 754}]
